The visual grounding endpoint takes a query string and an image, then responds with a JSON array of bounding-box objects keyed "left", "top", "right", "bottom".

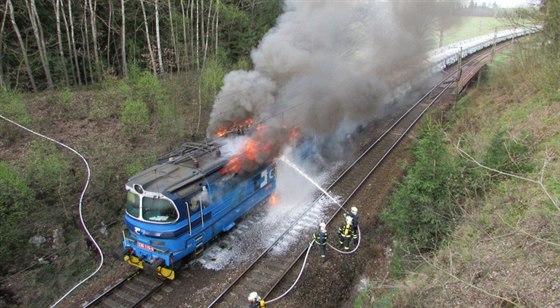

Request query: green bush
[
  {"left": 121, "top": 98, "right": 150, "bottom": 136},
  {"left": 483, "top": 130, "right": 534, "bottom": 175},
  {"left": 381, "top": 123, "right": 460, "bottom": 251},
  {"left": 200, "top": 57, "right": 227, "bottom": 104},
  {"left": 0, "top": 162, "right": 32, "bottom": 261},
  {"left": 25, "top": 141, "right": 74, "bottom": 207},
  {"left": 125, "top": 154, "right": 157, "bottom": 177},
  {"left": 130, "top": 70, "right": 165, "bottom": 110},
  {"left": 155, "top": 99, "right": 182, "bottom": 141},
  {"left": 0, "top": 89, "right": 31, "bottom": 145},
  {"left": 91, "top": 80, "right": 130, "bottom": 121}
]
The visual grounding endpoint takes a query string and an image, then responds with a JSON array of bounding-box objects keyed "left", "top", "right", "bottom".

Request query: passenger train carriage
[{"left": 121, "top": 140, "right": 276, "bottom": 280}]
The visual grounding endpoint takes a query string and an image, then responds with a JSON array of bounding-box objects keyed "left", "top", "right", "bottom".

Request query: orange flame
[
  {"left": 215, "top": 118, "right": 256, "bottom": 138},
  {"left": 220, "top": 124, "right": 300, "bottom": 175},
  {"left": 216, "top": 128, "right": 228, "bottom": 137},
  {"left": 269, "top": 193, "right": 279, "bottom": 205}
]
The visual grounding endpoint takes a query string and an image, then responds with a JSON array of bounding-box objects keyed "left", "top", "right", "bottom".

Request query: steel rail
[
  {"left": 84, "top": 270, "right": 142, "bottom": 307},
  {"left": 207, "top": 42, "right": 505, "bottom": 307},
  {"left": 85, "top": 40, "right": 509, "bottom": 308}
]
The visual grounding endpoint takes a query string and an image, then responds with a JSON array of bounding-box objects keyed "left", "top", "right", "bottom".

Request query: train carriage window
[
  {"left": 142, "top": 197, "right": 178, "bottom": 222},
  {"left": 126, "top": 192, "right": 140, "bottom": 218}
]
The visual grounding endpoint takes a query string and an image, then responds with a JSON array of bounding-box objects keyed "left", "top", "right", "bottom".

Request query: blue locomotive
[{"left": 120, "top": 139, "right": 276, "bottom": 280}]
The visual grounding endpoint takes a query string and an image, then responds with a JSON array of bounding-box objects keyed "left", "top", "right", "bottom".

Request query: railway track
[
  {"left": 85, "top": 270, "right": 166, "bottom": 308},
  {"left": 206, "top": 43, "right": 505, "bottom": 307},
  {"left": 84, "top": 42, "right": 509, "bottom": 308}
]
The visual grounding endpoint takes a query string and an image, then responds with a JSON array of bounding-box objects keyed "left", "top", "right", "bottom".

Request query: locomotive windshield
[
  {"left": 142, "top": 197, "right": 178, "bottom": 222},
  {"left": 126, "top": 191, "right": 178, "bottom": 223},
  {"left": 126, "top": 192, "right": 140, "bottom": 218}
]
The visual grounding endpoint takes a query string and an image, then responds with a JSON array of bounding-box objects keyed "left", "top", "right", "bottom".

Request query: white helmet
[
  {"left": 346, "top": 215, "right": 353, "bottom": 225},
  {"left": 319, "top": 222, "right": 326, "bottom": 231},
  {"left": 248, "top": 292, "right": 259, "bottom": 302},
  {"left": 351, "top": 207, "right": 358, "bottom": 215}
]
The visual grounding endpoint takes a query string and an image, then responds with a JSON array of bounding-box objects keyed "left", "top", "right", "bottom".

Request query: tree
[
  {"left": 0, "top": 1, "right": 8, "bottom": 89},
  {"left": 154, "top": 0, "right": 164, "bottom": 74},
  {"left": 54, "top": 0, "right": 70, "bottom": 87},
  {"left": 7, "top": 0, "right": 37, "bottom": 92},
  {"left": 26, "top": 0, "right": 53, "bottom": 88},
  {"left": 121, "top": 0, "right": 128, "bottom": 78},
  {"left": 140, "top": 0, "right": 157, "bottom": 74}
]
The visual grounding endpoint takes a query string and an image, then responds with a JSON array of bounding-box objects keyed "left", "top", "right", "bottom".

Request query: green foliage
[
  {"left": 121, "top": 98, "right": 150, "bottom": 136},
  {"left": 25, "top": 141, "right": 74, "bottom": 207},
  {"left": 0, "top": 162, "right": 32, "bottom": 261},
  {"left": 543, "top": 0, "right": 560, "bottom": 52},
  {"left": 381, "top": 123, "right": 460, "bottom": 251},
  {"left": 125, "top": 153, "right": 157, "bottom": 177},
  {"left": 91, "top": 80, "right": 130, "bottom": 121},
  {"left": 200, "top": 56, "right": 228, "bottom": 104},
  {"left": 130, "top": 70, "right": 165, "bottom": 110},
  {"left": 389, "top": 243, "right": 407, "bottom": 279},
  {"left": 0, "top": 89, "right": 31, "bottom": 144},
  {"left": 373, "top": 291, "right": 396, "bottom": 308},
  {"left": 483, "top": 130, "right": 534, "bottom": 174}
]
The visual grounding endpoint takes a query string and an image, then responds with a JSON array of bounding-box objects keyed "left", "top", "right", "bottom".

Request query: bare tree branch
[{"left": 454, "top": 137, "right": 560, "bottom": 211}]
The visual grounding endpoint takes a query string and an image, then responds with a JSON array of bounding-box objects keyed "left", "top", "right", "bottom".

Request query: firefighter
[
  {"left": 337, "top": 215, "right": 353, "bottom": 251},
  {"left": 248, "top": 291, "right": 266, "bottom": 308},
  {"left": 313, "top": 222, "right": 328, "bottom": 260},
  {"left": 346, "top": 207, "right": 359, "bottom": 244}
]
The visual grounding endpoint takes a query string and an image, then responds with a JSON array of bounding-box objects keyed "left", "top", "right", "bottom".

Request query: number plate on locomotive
[{"left": 137, "top": 242, "right": 154, "bottom": 252}]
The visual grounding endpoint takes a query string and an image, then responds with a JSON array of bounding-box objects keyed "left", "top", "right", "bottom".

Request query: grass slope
[{"left": 371, "top": 37, "right": 560, "bottom": 306}]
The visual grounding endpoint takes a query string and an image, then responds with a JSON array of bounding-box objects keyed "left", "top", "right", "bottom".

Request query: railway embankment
[{"left": 367, "top": 37, "right": 560, "bottom": 306}]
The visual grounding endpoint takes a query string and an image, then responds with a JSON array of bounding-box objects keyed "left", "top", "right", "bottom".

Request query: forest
[
  {"left": 0, "top": 0, "right": 558, "bottom": 306},
  {"left": 0, "top": 0, "right": 282, "bottom": 91}
]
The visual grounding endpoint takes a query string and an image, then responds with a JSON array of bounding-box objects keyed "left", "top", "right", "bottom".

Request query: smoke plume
[{"left": 208, "top": 0, "right": 457, "bottom": 172}]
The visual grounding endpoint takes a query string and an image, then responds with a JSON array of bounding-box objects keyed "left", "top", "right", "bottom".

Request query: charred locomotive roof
[{"left": 126, "top": 140, "right": 229, "bottom": 195}]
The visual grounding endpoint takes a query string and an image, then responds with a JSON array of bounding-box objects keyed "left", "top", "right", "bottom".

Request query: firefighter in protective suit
[
  {"left": 345, "top": 207, "right": 359, "bottom": 244},
  {"left": 248, "top": 291, "right": 265, "bottom": 308},
  {"left": 313, "top": 222, "right": 328, "bottom": 260},
  {"left": 338, "top": 215, "right": 353, "bottom": 251}
]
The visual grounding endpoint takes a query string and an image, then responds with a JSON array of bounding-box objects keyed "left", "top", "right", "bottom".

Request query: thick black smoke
[{"left": 208, "top": 1, "right": 458, "bottom": 171}]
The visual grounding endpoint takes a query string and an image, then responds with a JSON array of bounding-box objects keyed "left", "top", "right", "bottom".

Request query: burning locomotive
[{"left": 120, "top": 131, "right": 276, "bottom": 280}]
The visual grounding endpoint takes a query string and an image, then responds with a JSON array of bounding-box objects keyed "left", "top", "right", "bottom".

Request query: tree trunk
[
  {"left": 55, "top": 0, "right": 70, "bottom": 87},
  {"left": 180, "top": 0, "right": 189, "bottom": 72},
  {"left": 7, "top": 0, "right": 37, "bottom": 91},
  {"left": 32, "top": 0, "right": 54, "bottom": 88},
  {"left": 120, "top": 0, "right": 128, "bottom": 78},
  {"left": 26, "top": 0, "right": 53, "bottom": 88},
  {"left": 67, "top": 0, "right": 82, "bottom": 85},
  {"left": 155, "top": 0, "right": 164, "bottom": 74},
  {"left": 60, "top": 0, "right": 76, "bottom": 85},
  {"left": 190, "top": 0, "right": 195, "bottom": 70},
  {"left": 215, "top": 0, "right": 219, "bottom": 57},
  {"left": 0, "top": 2, "right": 8, "bottom": 88},
  {"left": 82, "top": 2, "right": 93, "bottom": 84},
  {"left": 195, "top": 0, "right": 200, "bottom": 70},
  {"left": 88, "top": 0, "right": 100, "bottom": 80},
  {"left": 140, "top": 0, "right": 157, "bottom": 75},
  {"left": 106, "top": 0, "right": 113, "bottom": 69},
  {"left": 203, "top": 0, "right": 212, "bottom": 67},
  {"left": 168, "top": 0, "right": 179, "bottom": 73}
]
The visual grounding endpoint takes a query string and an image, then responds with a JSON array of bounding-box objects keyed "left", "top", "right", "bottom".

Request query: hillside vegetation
[
  {"left": 1, "top": 1, "right": 558, "bottom": 306},
  {"left": 371, "top": 23, "right": 560, "bottom": 308}
]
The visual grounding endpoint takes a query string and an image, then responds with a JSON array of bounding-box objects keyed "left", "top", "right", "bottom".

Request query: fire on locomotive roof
[{"left": 119, "top": 121, "right": 288, "bottom": 280}]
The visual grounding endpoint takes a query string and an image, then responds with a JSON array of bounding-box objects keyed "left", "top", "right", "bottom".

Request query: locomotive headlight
[{"left": 133, "top": 184, "right": 144, "bottom": 194}]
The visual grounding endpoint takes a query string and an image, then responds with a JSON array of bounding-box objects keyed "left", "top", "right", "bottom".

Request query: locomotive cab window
[
  {"left": 126, "top": 192, "right": 140, "bottom": 218},
  {"left": 141, "top": 197, "right": 178, "bottom": 222},
  {"left": 189, "top": 184, "right": 208, "bottom": 212}
]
